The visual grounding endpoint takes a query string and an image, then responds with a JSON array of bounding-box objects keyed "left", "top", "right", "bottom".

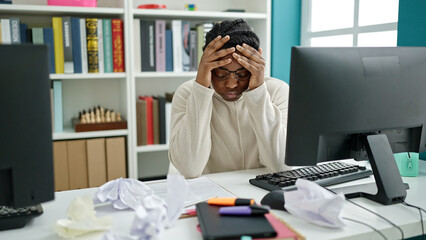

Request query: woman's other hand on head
[{"left": 233, "top": 44, "right": 265, "bottom": 90}]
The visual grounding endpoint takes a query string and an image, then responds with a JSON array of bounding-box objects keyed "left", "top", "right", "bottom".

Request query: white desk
[{"left": 1, "top": 160, "right": 425, "bottom": 240}]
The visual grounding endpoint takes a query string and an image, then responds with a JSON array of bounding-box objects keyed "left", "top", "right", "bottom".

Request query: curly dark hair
[{"left": 202, "top": 19, "right": 260, "bottom": 51}]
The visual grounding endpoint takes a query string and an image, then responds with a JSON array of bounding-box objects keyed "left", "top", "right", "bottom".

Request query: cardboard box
[
  {"left": 106, "top": 137, "right": 127, "bottom": 180},
  {"left": 67, "top": 140, "right": 88, "bottom": 189},
  {"left": 86, "top": 138, "right": 107, "bottom": 187},
  {"left": 53, "top": 141, "right": 69, "bottom": 191}
]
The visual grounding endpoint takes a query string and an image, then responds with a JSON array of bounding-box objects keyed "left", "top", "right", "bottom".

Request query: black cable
[
  {"left": 344, "top": 198, "right": 404, "bottom": 239},
  {"left": 326, "top": 188, "right": 404, "bottom": 239},
  {"left": 402, "top": 201, "right": 425, "bottom": 240},
  {"left": 343, "top": 217, "right": 387, "bottom": 240}
]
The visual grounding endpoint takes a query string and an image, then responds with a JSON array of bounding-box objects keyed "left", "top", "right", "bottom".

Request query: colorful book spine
[
  {"left": 139, "top": 96, "right": 154, "bottom": 145},
  {"left": 43, "top": 28, "right": 56, "bottom": 74},
  {"left": 155, "top": 20, "right": 166, "bottom": 72},
  {"left": 154, "top": 96, "right": 166, "bottom": 144},
  {"left": 102, "top": 19, "right": 113, "bottom": 73},
  {"left": 111, "top": 18, "right": 124, "bottom": 72},
  {"left": 172, "top": 20, "right": 182, "bottom": 72},
  {"left": 71, "top": 17, "right": 82, "bottom": 73},
  {"left": 133, "top": 18, "right": 141, "bottom": 73},
  {"left": 62, "top": 16, "right": 74, "bottom": 73},
  {"left": 86, "top": 18, "right": 99, "bottom": 73},
  {"left": 182, "top": 21, "right": 191, "bottom": 71},
  {"left": 136, "top": 99, "right": 147, "bottom": 146},
  {"left": 9, "top": 18, "right": 20, "bottom": 44},
  {"left": 19, "top": 23, "right": 28, "bottom": 43},
  {"left": 140, "top": 19, "right": 156, "bottom": 72},
  {"left": 32, "top": 28, "right": 44, "bottom": 44},
  {"left": 53, "top": 80, "right": 63, "bottom": 133},
  {"left": 189, "top": 30, "right": 198, "bottom": 71},
  {"left": 1, "top": 19, "right": 11, "bottom": 44},
  {"left": 97, "top": 19, "right": 104, "bottom": 73},
  {"left": 165, "top": 29, "right": 173, "bottom": 72},
  {"left": 79, "top": 18, "right": 88, "bottom": 73},
  {"left": 52, "top": 17, "right": 64, "bottom": 74}
]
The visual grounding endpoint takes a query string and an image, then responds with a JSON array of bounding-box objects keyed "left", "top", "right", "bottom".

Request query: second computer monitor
[{"left": 285, "top": 46, "right": 426, "bottom": 167}]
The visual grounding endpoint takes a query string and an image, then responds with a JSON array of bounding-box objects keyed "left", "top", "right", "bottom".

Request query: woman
[{"left": 168, "top": 19, "right": 290, "bottom": 178}]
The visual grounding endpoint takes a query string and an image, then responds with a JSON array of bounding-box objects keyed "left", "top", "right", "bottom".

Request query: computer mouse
[{"left": 260, "top": 190, "right": 287, "bottom": 211}]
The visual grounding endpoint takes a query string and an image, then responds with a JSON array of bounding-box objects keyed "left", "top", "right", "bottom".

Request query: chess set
[{"left": 73, "top": 105, "right": 127, "bottom": 132}]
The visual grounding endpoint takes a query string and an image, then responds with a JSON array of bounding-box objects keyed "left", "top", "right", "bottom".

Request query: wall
[
  {"left": 270, "top": 0, "right": 301, "bottom": 83},
  {"left": 397, "top": 0, "right": 426, "bottom": 160}
]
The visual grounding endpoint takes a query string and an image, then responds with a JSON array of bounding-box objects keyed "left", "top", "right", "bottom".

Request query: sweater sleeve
[
  {"left": 242, "top": 79, "right": 291, "bottom": 172},
  {"left": 168, "top": 80, "right": 215, "bottom": 178}
]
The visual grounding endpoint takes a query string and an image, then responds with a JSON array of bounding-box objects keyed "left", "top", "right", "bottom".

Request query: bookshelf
[
  {"left": 128, "top": 0, "right": 271, "bottom": 179},
  {"left": 1, "top": 0, "right": 272, "bottom": 180}
]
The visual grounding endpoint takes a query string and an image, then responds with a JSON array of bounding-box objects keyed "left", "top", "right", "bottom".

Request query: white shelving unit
[
  {"left": 128, "top": 0, "right": 271, "bottom": 179},
  {"left": 1, "top": 0, "right": 271, "bottom": 180}
]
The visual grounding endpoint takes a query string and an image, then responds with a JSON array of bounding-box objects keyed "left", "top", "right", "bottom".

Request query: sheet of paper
[{"left": 148, "top": 176, "right": 235, "bottom": 207}]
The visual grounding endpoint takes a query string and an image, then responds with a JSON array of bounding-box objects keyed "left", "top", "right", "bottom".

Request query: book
[
  {"left": 171, "top": 19, "right": 182, "bottom": 72},
  {"left": 53, "top": 141, "right": 70, "bottom": 191},
  {"left": 79, "top": 18, "right": 88, "bottom": 73},
  {"left": 111, "top": 18, "right": 124, "bottom": 72},
  {"left": 189, "top": 29, "right": 198, "bottom": 71},
  {"left": 71, "top": 17, "right": 82, "bottom": 73},
  {"left": 259, "top": 213, "right": 304, "bottom": 240},
  {"left": 52, "top": 17, "right": 65, "bottom": 73},
  {"left": 136, "top": 99, "right": 147, "bottom": 146},
  {"left": 97, "top": 19, "right": 104, "bottom": 73},
  {"left": 133, "top": 18, "right": 141, "bottom": 73},
  {"left": 165, "top": 29, "right": 173, "bottom": 72},
  {"left": 67, "top": 139, "right": 88, "bottom": 189},
  {"left": 102, "top": 19, "right": 113, "bottom": 73},
  {"left": 1, "top": 19, "right": 11, "bottom": 44},
  {"left": 32, "top": 28, "right": 44, "bottom": 44},
  {"left": 165, "top": 102, "right": 172, "bottom": 144},
  {"left": 154, "top": 96, "right": 166, "bottom": 144},
  {"left": 155, "top": 19, "right": 166, "bottom": 72},
  {"left": 106, "top": 137, "right": 127, "bottom": 180},
  {"left": 181, "top": 21, "right": 191, "bottom": 71},
  {"left": 140, "top": 19, "right": 156, "bottom": 72},
  {"left": 19, "top": 23, "right": 27, "bottom": 43},
  {"left": 86, "top": 138, "right": 107, "bottom": 187},
  {"left": 9, "top": 18, "right": 20, "bottom": 44},
  {"left": 43, "top": 28, "right": 56, "bottom": 74},
  {"left": 197, "top": 22, "right": 213, "bottom": 65},
  {"left": 152, "top": 98, "right": 160, "bottom": 144},
  {"left": 139, "top": 96, "right": 154, "bottom": 145},
  {"left": 196, "top": 202, "right": 277, "bottom": 240},
  {"left": 52, "top": 80, "right": 63, "bottom": 133},
  {"left": 85, "top": 18, "right": 99, "bottom": 73},
  {"left": 62, "top": 16, "right": 74, "bottom": 73}
]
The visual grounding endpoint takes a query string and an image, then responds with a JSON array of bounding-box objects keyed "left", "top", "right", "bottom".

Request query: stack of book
[
  {"left": 0, "top": 17, "right": 125, "bottom": 74},
  {"left": 134, "top": 19, "right": 213, "bottom": 73},
  {"left": 136, "top": 95, "right": 172, "bottom": 146}
]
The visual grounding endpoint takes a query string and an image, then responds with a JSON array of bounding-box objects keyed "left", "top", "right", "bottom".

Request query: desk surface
[{"left": 1, "top": 160, "right": 425, "bottom": 240}]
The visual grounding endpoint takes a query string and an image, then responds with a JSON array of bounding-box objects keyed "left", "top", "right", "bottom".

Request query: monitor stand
[{"left": 342, "top": 134, "right": 407, "bottom": 205}]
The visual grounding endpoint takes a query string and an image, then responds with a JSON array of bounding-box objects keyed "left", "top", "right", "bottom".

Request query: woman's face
[{"left": 211, "top": 54, "right": 250, "bottom": 101}]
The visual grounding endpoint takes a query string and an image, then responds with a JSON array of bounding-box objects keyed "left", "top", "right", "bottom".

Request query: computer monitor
[
  {"left": 0, "top": 45, "right": 54, "bottom": 208},
  {"left": 285, "top": 47, "right": 426, "bottom": 205}
]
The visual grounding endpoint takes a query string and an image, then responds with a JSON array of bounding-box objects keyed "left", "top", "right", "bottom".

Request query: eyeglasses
[{"left": 212, "top": 67, "right": 251, "bottom": 81}]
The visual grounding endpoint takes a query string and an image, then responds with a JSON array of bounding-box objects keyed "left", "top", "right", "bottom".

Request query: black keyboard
[
  {"left": 250, "top": 162, "right": 373, "bottom": 192},
  {"left": 0, "top": 204, "right": 43, "bottom": 230}
]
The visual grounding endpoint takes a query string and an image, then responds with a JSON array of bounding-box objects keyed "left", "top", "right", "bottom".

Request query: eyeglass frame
[{"left": 212, "top": 67, "right": 251, "bottom": 81}]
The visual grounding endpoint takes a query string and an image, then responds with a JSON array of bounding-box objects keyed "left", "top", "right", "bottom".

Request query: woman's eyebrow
[{"left": 218, "top": 67, "right": 246, "bottom": 71}]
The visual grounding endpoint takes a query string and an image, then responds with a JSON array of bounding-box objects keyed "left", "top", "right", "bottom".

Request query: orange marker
[{"left": 207, "top": 197, "right": 255, "bottom": 206}]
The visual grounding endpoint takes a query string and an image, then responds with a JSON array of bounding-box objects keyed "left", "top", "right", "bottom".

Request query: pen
[
  {"left": 207, "top": 197, "right": 255, "bottom": 206},
  {"left": 219, "top": 205, "right": 270, "bottom": 216}
]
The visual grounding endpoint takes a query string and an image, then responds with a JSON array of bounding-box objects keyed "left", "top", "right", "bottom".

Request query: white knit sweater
[{"left": 168, "top": 77, "right": 291, "bottom": 178}]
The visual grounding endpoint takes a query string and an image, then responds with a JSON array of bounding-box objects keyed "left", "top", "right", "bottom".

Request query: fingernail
[
  {"left": 217, "top": 35, "right": 222, "bottom": 39},
  {"left": 236, "top": 45, "right": 242, "bottom": 49},
  {"left": 230, "top": 47, "right": 235, "bottom": 51},
  {"left": 242, "top": 43, "right": 247, "bottom": 47},
  {"left": 225, "top": 35, "right": 230, "bottom": 39}
]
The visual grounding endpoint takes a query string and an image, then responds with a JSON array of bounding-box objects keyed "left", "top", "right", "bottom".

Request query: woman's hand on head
[
  {"left": 233, "top": 44, "right": 265, "bottom": 90},
  {"left": 195, "top": 35, "right": 236, "bottom": 88}
]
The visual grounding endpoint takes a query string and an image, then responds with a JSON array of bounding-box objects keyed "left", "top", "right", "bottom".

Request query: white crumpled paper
[
  {"left": 55, "top": 194, "right": 113, "bottom": 238},
  {"left": 284, "top": 178, "right": 346, "bottom": 228},
  {"left": 94, "top": 175, "right": 188, "bottom": 240}
]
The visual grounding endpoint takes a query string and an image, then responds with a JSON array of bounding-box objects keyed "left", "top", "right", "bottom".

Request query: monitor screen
[
  {"left": 285, "top": 47, "right": 426, "bottom": 167},
  {"left": 0, "top": 45, "right": 54, "bottom": 207}
]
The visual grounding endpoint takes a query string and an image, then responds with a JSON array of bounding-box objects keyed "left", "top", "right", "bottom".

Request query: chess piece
[
  {"left": 117, "top": 112, "right": 122, "bottom": 121},
  {"left": 106, "top": 110, "right": 111, "bottom": 122},
  {"left": 111, "top": 110, "right": 116, "bottom": 122}
]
